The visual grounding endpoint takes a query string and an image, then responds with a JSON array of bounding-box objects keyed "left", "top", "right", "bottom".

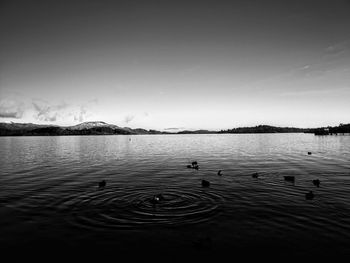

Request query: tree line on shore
[{"left": 0, "top": 122, "right": 349, "bottom": 136}]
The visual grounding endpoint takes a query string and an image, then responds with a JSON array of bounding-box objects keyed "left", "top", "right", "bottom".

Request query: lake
[{"left": 0, "top": 134, "right": 349, "bottom": 260}]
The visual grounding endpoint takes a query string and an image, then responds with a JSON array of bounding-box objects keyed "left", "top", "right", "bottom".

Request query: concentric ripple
[{"left": 57, "top": 184, "right": 225, "bottom": 230}]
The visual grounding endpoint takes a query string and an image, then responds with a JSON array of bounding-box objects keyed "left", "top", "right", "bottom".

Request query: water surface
[{"left": 1, "top": 134, "right": 349, "bottom": 259}]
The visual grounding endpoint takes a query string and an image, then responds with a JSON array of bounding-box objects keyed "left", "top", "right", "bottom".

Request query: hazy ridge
[{"left": 0, "top": 121, "right": 349, "bottom": 136}]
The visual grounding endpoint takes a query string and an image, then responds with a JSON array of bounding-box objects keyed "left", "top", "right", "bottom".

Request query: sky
[{"left": 1, "top": 0, "right": 350, "bottom": 130}]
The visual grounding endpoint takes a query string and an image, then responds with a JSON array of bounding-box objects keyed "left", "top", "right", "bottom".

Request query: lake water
[{"left": 0, "top": 134, "right": 350, "bottom": 260}]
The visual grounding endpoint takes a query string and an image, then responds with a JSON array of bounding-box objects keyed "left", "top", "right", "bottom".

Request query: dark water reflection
[{"left": 0, "top": 134, "right": 350, "bottom": 259}]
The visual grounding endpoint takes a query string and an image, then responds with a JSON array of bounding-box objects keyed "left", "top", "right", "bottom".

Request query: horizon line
[{"left": 1, "top": 120, "right": 347, "bottom": 132}]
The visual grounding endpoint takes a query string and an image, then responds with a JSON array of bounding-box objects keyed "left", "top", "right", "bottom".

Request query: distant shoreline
[
  {"left": 0, "top": 132, "right": 309, "bottom": 137},
  {"left": 1, "top": 122, "right": 349, "bottom": 136}
]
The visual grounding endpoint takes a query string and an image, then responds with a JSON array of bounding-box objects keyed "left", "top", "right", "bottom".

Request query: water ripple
[
  {"left": 53, "top": 184, "right": 225, "bottom": 229},
  {"left": 1, "top": 134, "right": 350, "bottom": 254}
]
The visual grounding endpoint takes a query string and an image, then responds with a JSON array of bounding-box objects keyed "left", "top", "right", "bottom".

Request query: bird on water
[
  {"left": 98, "top": 180, "right": 106, "bottom": 188},
  {"left": 218, "top": 170, "right": 223, "bottom": 176},
  {"left": 150, "top": 194, "right": 165, "bottom": 204},
  {"left": 202, "top": 180, "right": 210, "bottom": 187},
  {"left": 305, "top": 191, "right": 314, "bottom": 200},
  {"left": 284, "top": 176, "right": 295, "bottom": 182},
  {"left": 186, "top": 161, "right": 199, "bottom": 170},
  {"left": 312, "top": 179, "right": 320, "bottom": 187}
]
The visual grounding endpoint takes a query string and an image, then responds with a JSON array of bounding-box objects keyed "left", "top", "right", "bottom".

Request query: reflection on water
[{"left": 0, "top": 134, "right": 350, "bottom": 258}]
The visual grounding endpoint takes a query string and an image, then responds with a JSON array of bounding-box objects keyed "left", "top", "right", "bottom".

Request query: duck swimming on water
[
  {"left": 201, "top": 180, "right": 210, "bottom": 187},
  {"left": 150, "top": 194, "right": 165, "bottom": 204},
  {"left": 98, "top": 180, "right": 106, "bottom": 188},
  {"left": 284, "top": 176, "right": 295, "bottom": 183},
  {"left": 252, "top": 172, "right": 259, "bottom": 178},
  {"left": 155, "top": 194, "right": 165, "bottom": 201},
  {"left": 186, "top": 161, "right": 199, "bottom": 170},
  {"left": 218, "top": 170, "right": 223, "bottom": 176},
  {"left": 305, "top": 191, "right": 314, "bottom": 200},
  {"left": 312, "top": 179, "right": 320, "bottom": 187}
]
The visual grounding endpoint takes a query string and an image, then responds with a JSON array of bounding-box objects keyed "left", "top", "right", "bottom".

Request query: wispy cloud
[
  {"left": 124, "top": 115, "right": 135, "bottom": 124},
  {"left": 323, "top": 40, "right": 350, "bottom": 57},
  {"left": 299, "top": 40, "right": 350, "bottom": 76},
  {"left": 32, "top": 100, "right": 68, "bottom": 121},
  {"left": 287, "top": 41, "right": 350, "bottom": 80},
  {"left": 73, "top": 106, "right": 87, "bottom": 122},
  {"left": 164, "top": 127, "right": 186, "bottom": 131},
  {"left": 242, "top": 39, "right": 350, "bottom": 92},
  {"left": 279, "top": 87, "right": 350, "bottom": 97},
  {"left": 0, "top": 98, "right": 25, "bottom": 118},
  {"left": 31, "top": 99, "right": 97, "bottom": 123}
]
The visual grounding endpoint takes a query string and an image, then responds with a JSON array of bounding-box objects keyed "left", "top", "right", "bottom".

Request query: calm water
[{"left": 1, "top": 134, "right": 350, "bottom": 259}]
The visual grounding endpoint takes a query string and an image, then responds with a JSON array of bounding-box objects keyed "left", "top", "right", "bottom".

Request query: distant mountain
[
  {"left": 66, "top": 121, "right": 134, "bottom": 135},
  {"left": 329, "top": 123, "right": 350, "bottom": 134},
  {"left": 219, "top": 125, "right": 311, "bottom": 134},
  {"left": 177, "top": 130, "right": 217, "bottom": 134},
  {"left": 311, "top": 123, "right": 350, "bottom": 135},
  {"left": 0, "top": 121, "right": 166, "bottom": 136},
  {"left": 0, "top": 122, "right": 56, "bottom": 131},
  {"left": 0, "top": 122, "right": 348, "bottom": 136},
  {"left": 68, "top": 121, "right": 118, "bottom": 130},
  {"left": 0, "top": 122, "right": 59, "bottom": 136}
]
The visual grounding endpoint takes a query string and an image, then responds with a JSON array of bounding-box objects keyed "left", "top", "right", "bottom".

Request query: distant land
[
  {"left": 0, "top": 121, "right": 168, "bottom": 136},
  {"left": 0, "top": 121, "right": 349, "bottom": 136}
]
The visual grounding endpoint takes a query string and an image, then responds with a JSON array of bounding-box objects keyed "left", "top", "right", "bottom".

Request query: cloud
[
  {"left": 73, "top": 99, "right": 98, "bottom": 122},
  {"left": 324, "top": 40, "right": 350, "bottom": 57},
  {"left": 0, "top": 98, "right": 25, "bottom": 118},
  {"left": 270, "top": 40, "right": 350, "bottom": 82},
  {"left": 124, "top": 115, "right": 135, "bottom": 124},
  {"left": 32, "top": 99, "right": 96, "bottom": 123},
  {"left": 280, "top": 87, "right": 350, "bottom": 97},
  {"left": 0, "top": 92, "right": 97, "bottom": 123},
  {"left": 32, "top": 100, "right": 68, "bottom": 122},
  {"left": 290, "top": 64, "right": 326, "bottom": 79},
  {"left": 74, "top": 106, "right": 88, "bottom": 122},
  {"left": 164, "top": 127, "right": 186, "bottom": 131}
]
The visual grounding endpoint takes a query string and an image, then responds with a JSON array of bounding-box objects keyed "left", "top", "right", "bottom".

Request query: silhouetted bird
[
  {"left": 284, "top": 176, "right": 295, "bottom": 182},
  {"left": 98, "top": 180, "right": 106, "bottom": 188},
  {"left": 218, "top": 170, "right": 223, "bottom": 176},
  {"left": 155, "top": 193, "right": 165, "bottom": 201},
  {"left": 312, "top": 179, "right": 320, "bottom": 187},
  {"left": 193, "top": 165, "right": 199, "bottom": 170},
  {"left": 150, "top": 194, "right": 165, "bottom": 204},
  {"left": 192, "top": 161, "right": 198, "bottom": 166},
  {"left": 201, "top": 180, "right": 210, "bottom": 187},
  {"left": 187, "top": 165, "right": 192, "bottom": 168},
  {"left": 252, "top": 172, "right": 259, "bottom": 178},
  {"left": 308, "top": 152, "right": 312, "bottom": 155},
  {"left": 150, "top": 196, "right": 160, "bottom": 204},
  {"left": 305, "top": 191, "right": 314, "bottom": 200}
]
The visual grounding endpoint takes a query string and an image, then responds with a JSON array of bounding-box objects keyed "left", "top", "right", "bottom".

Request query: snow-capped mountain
[{"left": 67, "top": 121, "right": 120, "bottom": 130}]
